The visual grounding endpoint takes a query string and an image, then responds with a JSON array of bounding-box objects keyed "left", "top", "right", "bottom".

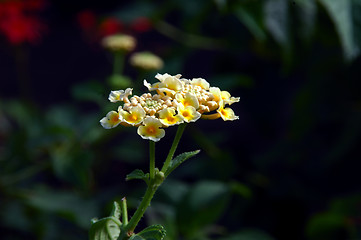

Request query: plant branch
[{"left": 161, "top": 123, "right": 186, "bottom": 173}]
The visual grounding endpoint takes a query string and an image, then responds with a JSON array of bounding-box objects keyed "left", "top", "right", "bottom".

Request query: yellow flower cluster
[{"left": 100, "top": 73, "right": 239, "bottom": 142}]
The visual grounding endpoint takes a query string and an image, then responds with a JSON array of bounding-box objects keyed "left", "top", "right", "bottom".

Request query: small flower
[
  {"left": 101, "top": 34, "right": 136, "bottom": 52},
  {"left": 221, "top": 91, "right": 240, "bottom": 105},
  {"left": 137, "top": 117, "right": 165, "bottom": 142},
  {"left": 209, "top": 87, "right": 222, "bottom": 102},
  {"left": 158, "top": 108, "right": 183, "bottom": 126},
  {"left": 100, "top": 106, "right": 122, "bottom": 129},
  {"left": 217, "top": 103, "right": 239, "bottom": 121},
  {"left": 108, "top": 88, "right": 133, "bottom": 103},
  {"left": 177, "top": 105, "right": 201, "bottom": 123},
  {"left": 119, "top": 106, "right": 146, "bottom": 126},
  {"left": 157, "top": 75, "right": 183, "bottom": 95},
  {"left": 175, "top": 92, "right": 199, "bottom": 109},
  {"left": 130, "top": 51, "right": 163, "bottom": 71},
  {"left": 191, "top": 78, "right": 210, "bottom": 90}
]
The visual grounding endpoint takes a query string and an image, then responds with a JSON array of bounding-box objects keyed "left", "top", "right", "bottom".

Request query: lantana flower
[
  {"left": 177, "top": 105, "right": 201, "bottom": 123},
  {"left": 137, "top": 117, "right": 165, "bottom": 142},
  {"left": 158, "top": 108, "right": 183, "bottom": 126},
  {"left": 119, "top": 106, "right": 146, "bottom": 126},
  {"left": 100, "top": 106, "right": 122, "bottom": 129},
  {"left": 108, "top": 88, "right": 133, "bottom": 103},
  {"left": 217, "top": 102, "right": 239, "bottom": 121},
  {"left": 100, "top": 73, "right": 240, "bottom": 142}
]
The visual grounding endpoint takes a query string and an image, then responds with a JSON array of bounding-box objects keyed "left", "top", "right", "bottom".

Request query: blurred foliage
[{"left": 1, "top": 0, "right": 361, "bottom": 240}]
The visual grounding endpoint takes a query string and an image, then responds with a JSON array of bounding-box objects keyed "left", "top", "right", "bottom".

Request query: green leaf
[
  {"left": 176, "top": 181, "right": 230, "bottom": 237},
  {"left": 164, "top": 150, "right": 200, "bottom": 177},
  {"left": 126, "top": 169, "right": 149, "bottom": 184},
  {"left": 294, "top": 0, "right": 317, "bottom": 41},
  {"left": 233, "top": 1, "right": 267, "bottom": 42},
  {"left": 129, "top": 224, "right": 166, "bottom": 240},
  {"left": 110, "top": 201, "right": 121, "bottom": 219},
  {"left": 264, "top": 0, "right": 289, "bottom": 46},
  {"left": 319, "top": 0, "right": 360, "bottom": 60},
  {"left": 89, "top": 217, "right": 121, "bottom": 240}
]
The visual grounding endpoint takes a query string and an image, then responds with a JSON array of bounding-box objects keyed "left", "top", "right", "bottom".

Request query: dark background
[{"left": 1, "top": 0, "right": 361, "bottom": 239}]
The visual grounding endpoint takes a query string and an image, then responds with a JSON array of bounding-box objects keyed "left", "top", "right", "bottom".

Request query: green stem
[
  {"left": 122, "top": 184, "right": 158, "bottom": 237},
  {"left": 120, "top": 126, "right": 186, "bottom": 239},
  {"left": 121, "top": 197, "right": 128, "bottom": 225},
  {"left": 149, "top": 141, "right": 155, "bottom": 180},
  {"left": 161, "top": 123, "right": 186, "bottom": 173},
  {"left": 113, "top": 51, "right": 125, "bottom": 76}
]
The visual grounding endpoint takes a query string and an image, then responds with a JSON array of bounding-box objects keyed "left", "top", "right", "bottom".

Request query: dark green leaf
[
  {"left": 264, "top": 0, "right": 289, "bottom": 46},
  {"left": 234, "top": 2, "right": 267, "bottom": 42},
  {"left": 126, "top": 169, "right": 149, "bottom": 183},
  {"left": 129, "top": 224, "right": 166, "bottom": 240},
  {"left": 164, "top": 150, "right": 200, "bottom": 177},
  {"left": 89, "top": 217, "right": 121, "bottom": 240},
  {"left": 319, "top": 0, "right": 359, "bottom": 60},
  {"left": 177, "top": 181, "right": 230, "bottom": 237},
  {"left": 294, "top": 0, "right": 317, "bottom": 41}
]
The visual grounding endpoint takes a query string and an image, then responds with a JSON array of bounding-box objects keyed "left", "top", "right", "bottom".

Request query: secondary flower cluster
[{"left": 100, "top": 73, "right": 239, "bottom": 142}]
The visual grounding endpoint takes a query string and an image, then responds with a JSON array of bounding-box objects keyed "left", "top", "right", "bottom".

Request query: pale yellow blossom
[
  {"left": 119, "top": 106, "right": 146, "bottom": 125},
  {"left": 191, "top": 78, "right": 210, "bottom": 90},
  {"left": 100, "top": 106, "right": 122, "bottom": 129},
  {"left": 130, "top": 52, "right": 163, "bottom": 71},
  {"left": 137, "top": 117, "right": 165, "bottom": 142},
  {"left": 175, "top": 92, "right": 199, "bottom": 109},
  {"left": 177, "top": 105, "right": 201, "bottom": 123},
  {"left": 101, "top": 34, "right": 136, "bottom": 52},
  {"left": 221, "top": 91, "right": 240, "bottom": 105},
  {"left": 217, "top": 102, "right": 239, "bottom": 121},
  {"left": 158, "top": 108, "right": 183, "bottom": 126},
  {"left": 108, "top": 88, "right": 133, "bottom": 103}
]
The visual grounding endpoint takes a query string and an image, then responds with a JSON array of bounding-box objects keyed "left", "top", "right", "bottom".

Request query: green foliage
[
  {"left": 126, "top": 169, "right": 150, "bottom": 184},
  {"left": 129, "top": 225, "right": 166, "bottom": 240},
  {"left": 89, "top": 217, "right": 121, "bottom": 240},
  {"left": 164, "top": 150, "right": 200, "bottom": 177},
  {"left": 90, "top": 202, "right": 122, "bottom": 240}
]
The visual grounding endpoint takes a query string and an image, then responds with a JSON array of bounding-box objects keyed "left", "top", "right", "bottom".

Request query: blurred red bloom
[
  {"left": 98, "top": 17, "right": 124, "bottom": 37},
  {"left": 0, "top": 0, "right": 47, "bottom": 45},
  {"left": 130, "top": 17, "right": 152, "bottom": 33},
  {"left": 77, "top": 9, "right": 96, "bottom": 32}
]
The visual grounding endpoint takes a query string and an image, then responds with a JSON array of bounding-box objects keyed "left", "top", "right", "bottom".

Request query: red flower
[
  {"left": 99, "top": 17, "right": 124, "bottom": 37},
  {"left": 0, "top": 0, "right": 47, "bottom": 45},
  {"left": 77, "top": 9, "right": 96, "bottom": 32},
  {"left": 130, "top": 17, "right": 152, "bottom": 33}
]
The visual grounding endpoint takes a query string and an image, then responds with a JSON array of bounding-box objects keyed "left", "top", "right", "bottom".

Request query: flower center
[{"left": 143, "top": 99, "right": 161, "bottom": 109}]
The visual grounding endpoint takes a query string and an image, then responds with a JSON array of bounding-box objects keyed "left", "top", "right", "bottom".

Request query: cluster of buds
[
  {"left": 101, "top": 34, "right": 136, "bottom": 52},
  {"left": 100, "top": 73, "right": 240, "bottom": 142},
  {"left": 130, "top": 51, "right": 164, "bottom": 71}
]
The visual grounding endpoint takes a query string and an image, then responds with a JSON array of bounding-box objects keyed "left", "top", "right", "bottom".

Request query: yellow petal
[
  {"left": 175, "top": 92, "right": 199, "bottom": 109},
  {"left": 217, "top": 104, "right": 239, "bottom": 121},
  {"left": 120, "top": 106, "right": 146, "bottom": 125},
  {"left": 177, "top": 105, "right": 201, "bottom": 123},
  {"left": 137, "top": 117, "right": 165, "bottom": 142},
  {"left": 191, "top": 78, "right": 210, "bottom": 90},
  {"left": 159, "top": 108, "right": 183, "bottom": 126},
  {"left": 100, "top": 111, "right": 121, "bottom": 129}
]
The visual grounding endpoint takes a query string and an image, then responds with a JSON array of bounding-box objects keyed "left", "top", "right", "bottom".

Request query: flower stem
[
  {"left": 123, "top": 182, "right": 158, "bottom": 237},
  {"left": 161, "top": 123, "right": 186, "bottom": 173},
  {"left": 149, "top": 141, "right": 155, "bottom": 180},
  {"left": 113, "top": 51, "right": 124, "bottom": 75},
  {"left": 121, "top": 197, "right": 128, "bottom": 225}
]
